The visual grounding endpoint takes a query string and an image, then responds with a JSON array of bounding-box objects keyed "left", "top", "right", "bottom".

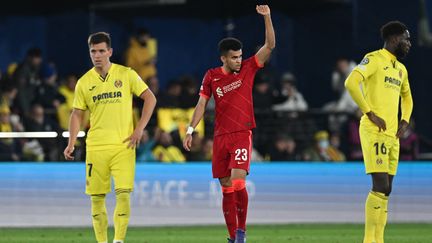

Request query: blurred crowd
[{"left": 0, "top": 28, "right": 427, "bottom": 162}]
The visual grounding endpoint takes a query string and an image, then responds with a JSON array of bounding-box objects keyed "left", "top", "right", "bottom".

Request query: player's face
[
  {"left": 89, "top": 42, "right": 113, "bottom": 68},
  {"left": 395, "top": 30, "right": 411, "bottom": 60},
  {"left": 222, "top": 50, "right": 242, "bottom": 73}
]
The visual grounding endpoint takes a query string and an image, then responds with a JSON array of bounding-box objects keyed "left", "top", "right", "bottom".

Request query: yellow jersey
[
  {"left": 73, "top": 63, "right": 148, "bottom": 150},
  {"left": 351, "top": 48, "right": 413, "bottom": 137}
]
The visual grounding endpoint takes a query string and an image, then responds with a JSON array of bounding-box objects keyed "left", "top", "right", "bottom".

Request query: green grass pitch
[{"left": 0, "top": 223, "right": 431, "bottom": 242}]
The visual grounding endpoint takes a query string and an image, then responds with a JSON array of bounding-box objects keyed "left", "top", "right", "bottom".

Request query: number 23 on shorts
[{"left": 234, "top": 148, "right": 248, "bottom": 161}]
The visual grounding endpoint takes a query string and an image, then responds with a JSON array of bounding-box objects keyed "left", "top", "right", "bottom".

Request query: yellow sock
[
  {"left": 375, "top": 195, "right": 389, "bottom": 243},
  {"left": 91, "top": 194, "right": 108, "bottom": 243},
  {"left": 364, "top": 191, "right": 386, "bottom": 243},
  {"left": 114, "top": 190, "right": 131, "bottom": 241}
]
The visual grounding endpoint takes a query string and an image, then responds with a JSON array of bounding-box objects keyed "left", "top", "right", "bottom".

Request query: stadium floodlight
[
  {"left": 62, "top": 131, "right": 86, "bottom": 138},
  {"left": 0, "top": 132, "right": 58, "bottom": 138}
]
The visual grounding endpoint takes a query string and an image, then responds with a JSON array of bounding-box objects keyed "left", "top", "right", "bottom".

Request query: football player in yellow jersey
[
  {"left": 345, "top": 21, "right": 413, "bottom": 243},
  {"left": 63, "top": 32, "right": 156, "bottom": 243}
]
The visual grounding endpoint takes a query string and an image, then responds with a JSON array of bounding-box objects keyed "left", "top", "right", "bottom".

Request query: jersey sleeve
[
  {"left": 400, "top": 68, "right": 413, "bottom": 122},
  {"left": 199, "top": 70, "right": 212, "bottom": 99},
  {"left": 72, "top": 80, "right": 87, "bottom": 110},
  {"left": 243, "top": 56, "right": 264, "bottom": 71},
  {"left": 352, "top": 54, "right": 378, "bottom": 80},
  {"left": 129, "top": 68, "right": 149, "bottom": 97}
]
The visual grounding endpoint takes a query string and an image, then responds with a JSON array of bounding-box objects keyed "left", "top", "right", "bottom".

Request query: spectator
[
  {"left": 253, "top": 78, "right": 274, "bottom": 111},
  {"left": 136, "top": 129, "right": 158, "bottom": 162},
  {"left": 272, "top": 72, "right": 308, "bottom": 112},
  {"left": 269, "top": 135, "right": 300, "bottom": 161},
  {"left": 0, "top": 105, "right": 22, "bottom": 161},
  {"left": 23, "top": 104, "right": 61, "bottom": 161},
  {"left": 302, "top": 130, "right": 346, "bottom": 162},
  {"left": 33, "top": 63, "right": 66, "bottom": 117},
  {"left": 323, "top": 57, "right": 358, "bottom": 113},
  {"left": 125, "top": 28, "right": 157, "bottom": 82},
  {"left": 58, "top": 74, "right": 79, "bottom": 130},
  {"left": 179, "top": 75, "right": 199, "bottom": 109},
  {"left": 13, "top": 47, "right": 43, "bottom": 116},
  {"left": 152, "top": 131, "right": 185, "bottom": 163},
  {"left": 158, "top": 80, "right": 182, "bottom": 108},
  {"left": 331, "top": 57, "right": 357, "bottom": 96}
]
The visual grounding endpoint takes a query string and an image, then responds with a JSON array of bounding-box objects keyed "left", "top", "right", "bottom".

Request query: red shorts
[{"left": 212, "top": 130, "right": 252, "bottom": 178}]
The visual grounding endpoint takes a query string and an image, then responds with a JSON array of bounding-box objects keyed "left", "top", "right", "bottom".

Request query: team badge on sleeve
[{"left": 360, "top": 57, "right": 369, "bottom": 65}]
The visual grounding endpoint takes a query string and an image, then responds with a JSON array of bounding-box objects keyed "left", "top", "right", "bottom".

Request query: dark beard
[{"left": 395, "top": 43, "right": 407, "bottom": 60}]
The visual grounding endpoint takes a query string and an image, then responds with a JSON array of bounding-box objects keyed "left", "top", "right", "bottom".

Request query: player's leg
[
  {"left": 213, "top": 134, "right": 237, "bottom": 242},
  {"left": 364, "top": 173, "right": 389, "bottom": 243},
  {"left": 360, "top": 127, "right": 389, "bottom": 243},
  {"left": 228, "top": 130, "right": 252, "bottom": 243},
  {"left": 111, "top": 148, "right": 136, "bottom": 243},
  {"left": 231, "top": 169, "right": 248, "bottom": 243},
  {"left": 219, "top": 176, "right": 237, "bottom": 242},
  {"left": 375, "top": 138, "right": 399, "bottom": 243},
  {"left": 86, "top": 151, "right": 112, "bottom": 243},
  {"left": 91, "top": 194, "right": 109, "bottom": 243}
]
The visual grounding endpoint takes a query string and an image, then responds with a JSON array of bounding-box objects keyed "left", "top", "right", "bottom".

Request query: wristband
[{"left": 186, "top": 126, "right": 194, "bottom": 135}]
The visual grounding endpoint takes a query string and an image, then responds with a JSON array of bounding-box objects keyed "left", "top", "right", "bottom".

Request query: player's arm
[
  {"left": 345, "top": 70, "right": 386, "bottom": 131},
  {"left": 396, "top": 75, "right": 414, "bottom": 138},
  {"left": 183, "top": 96, "right": 209, "bottom": 151},
  {"left": 255, "top": 5, "right": 276, "bottom": 66},
  {"left": 64, "top": 108, "right": 84, "bottom": 160},
  {"left": 124, "top": 89, "right": 157, "bottom": 149}
]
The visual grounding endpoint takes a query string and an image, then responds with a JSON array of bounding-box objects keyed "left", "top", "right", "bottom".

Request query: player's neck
[
  {"left": 221, "top": 66, "right": 234, "bottom": 75},
  {"left": 383, "top": 44, "right": 396, "bottom": 57},
  {"left": 94, "top": 62, "right": 112, "bottom": 78}
]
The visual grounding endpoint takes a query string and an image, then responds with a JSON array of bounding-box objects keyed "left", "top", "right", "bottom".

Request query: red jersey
[{"left": 200, "top": 55, "right": 263, "bottom": 136}]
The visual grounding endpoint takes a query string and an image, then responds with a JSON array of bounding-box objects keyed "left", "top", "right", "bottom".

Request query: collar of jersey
[
  {"left": 92, "top": 63, "right": 114, "bottom": 82},
  {"left": 381, "top": 48, "right": 396, "bottom": 61}
]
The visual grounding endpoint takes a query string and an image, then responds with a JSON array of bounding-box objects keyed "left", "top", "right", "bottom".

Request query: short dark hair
[
  {"left": 380, "top": 21, "right": 408, "bottom": 41},
  {"left": 26, "top": 47, "right": 42, "bottom": 58},
  {"left": 88, "top": 32, "right": 111, "bottom": 48},
  {"left": 218, "top": 37, "right": 242, "bottom": 56}
]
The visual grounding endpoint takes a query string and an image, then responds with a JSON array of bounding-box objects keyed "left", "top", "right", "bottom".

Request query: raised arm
[{"left": 255, "top": 5, "right": 276, "bottom": 66}]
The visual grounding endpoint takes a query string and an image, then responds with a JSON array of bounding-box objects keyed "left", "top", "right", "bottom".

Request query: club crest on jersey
[
  {"left": 216, "top": 87, "right": 223, "bottom": 98},
  {"left": 376, "top": 158, "right": 383, "bottom": 165},
  {"left": 114, "top": 80, "right": 123, "bottom": 88}
]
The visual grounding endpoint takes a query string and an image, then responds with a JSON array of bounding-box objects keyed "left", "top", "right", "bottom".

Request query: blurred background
[{"left": 0, "top": 0, "right": 431, "bottom": 231}]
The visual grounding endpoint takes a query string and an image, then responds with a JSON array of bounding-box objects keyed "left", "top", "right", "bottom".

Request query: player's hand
[
  {"left": 64, "top": 145, "right": 75, "bottom": 160},
  {"left": 183, "top": 134, "right": 193, "bottom": 151},
  {"left": 123, "top": 129, "right": 143, "bottom": 149},
  {"left": 366, "top": 111, "right": 387, "bottom": 132},
  {"left": 396, "top": 119, "right": 409, "bottom": 138},
  {"left": 256, "top": 5, "right": 271, "bottom": 16}
]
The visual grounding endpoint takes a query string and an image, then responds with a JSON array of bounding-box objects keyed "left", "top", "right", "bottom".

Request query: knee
[
  {"left": 232, "top": 179, "right": 246, "bottom": 191},
  {"left": 91, "top": 194, "right": 106, "bottom": 202},
  {"left": 373, "top": 184, "right": 390, "bottom": 195},
  {"left": 115, "top": 189, "right": 131, "bottom": 200},
  {"left": 386, "top": 186, "right": 392, "bottom": 196}
]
